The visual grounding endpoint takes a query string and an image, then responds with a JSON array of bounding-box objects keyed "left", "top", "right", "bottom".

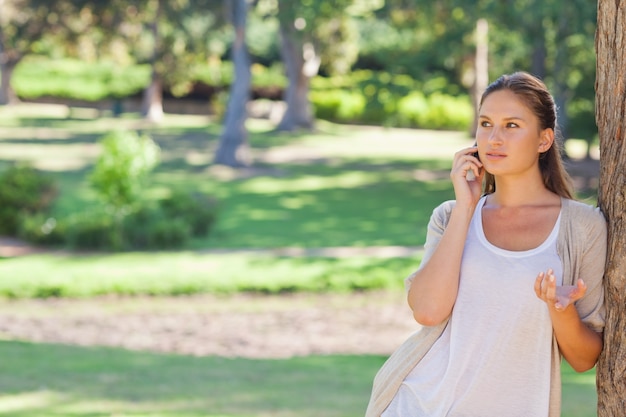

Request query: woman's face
[{"left": 476, "top": 89, "right": 553, "bottom": 178}]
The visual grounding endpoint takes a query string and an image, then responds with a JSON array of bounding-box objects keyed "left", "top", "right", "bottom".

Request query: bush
[
  {"left": 13, "top": 56, "right": 150, "bottom": 101},
  {"left": 57, "top": 192, "right": 217, "bottom": 251},
  {"left": 0, "top": 165, "right": 57, "bottom": 235},
  {"left": 18, "top": 215, "right": 66, "bottom": 246},
  {"left": 122, "top": 205, "right": 191, "bottom": 250},
  {"left": 310, "top": 89, "right": 366, "bottom": 122},
  {"left": 159, "top": 191, "right": 218, "bottom": 237},
  {"left": 65, "top": 211, "right": 118, "bottom": 250},
  {"left": 90, "top": 130, "right": 160, "bottom": 214}
]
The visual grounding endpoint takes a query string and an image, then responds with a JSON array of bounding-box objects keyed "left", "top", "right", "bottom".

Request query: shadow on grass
[
  {"left": 0, "top": 340, "right": 597, "bottom": 417},
  {"left": 0, "top": 340, "right": 385, "bottom": 417}
]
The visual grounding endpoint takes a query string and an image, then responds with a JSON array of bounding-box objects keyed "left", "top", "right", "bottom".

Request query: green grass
[
  {"left": 0, "top": 104, "right": 464, "bottom": 250},
  {"left": 0, "top": 103, "right": 601, "bottom": 297},
  {"left": 0, "top": 104, "right": 602, "bottom": 416},
  {"left": 0, "top": 340, "right": 597, "bottom": 417},
  {"left": 0, "top": 103, "right": 465, "bottom": 297},
  {"left": 0, "top": 253, "right": 418, "bottom": 297}
]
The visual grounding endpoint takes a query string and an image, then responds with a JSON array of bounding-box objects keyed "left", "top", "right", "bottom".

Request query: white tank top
[{"left": 383, "top": 196, "right": 562, "bottom": 417}]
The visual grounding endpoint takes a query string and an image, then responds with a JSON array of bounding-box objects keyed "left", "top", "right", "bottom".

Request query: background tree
[
  {"left": 0, "top": 0, "right": 60, "bottom": 104},
  {"left": 214, "top": 0, "right": 252, "bottom": 167},
  {"left": 274, "top": 0, "right": 358, "bottom": 131},
  {"left": 595, "top": 0, "right": 626, "bottom": 414},
  {"left": 129, "top": 0, "right": 223, "bottom": 122}
]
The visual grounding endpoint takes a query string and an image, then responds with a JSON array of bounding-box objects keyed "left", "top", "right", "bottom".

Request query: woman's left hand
[{"left": 534, "top": 269, "right": 587, "bottom": 311}]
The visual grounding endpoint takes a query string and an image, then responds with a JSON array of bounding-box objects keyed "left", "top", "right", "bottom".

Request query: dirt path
[{"left": 0, "top": 291, "right": 418, "bottom": 359}]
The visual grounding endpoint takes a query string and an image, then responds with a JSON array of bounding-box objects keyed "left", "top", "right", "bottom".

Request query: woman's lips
[{"left": 486, "top": 152, "right": 506, "bottom": 160}]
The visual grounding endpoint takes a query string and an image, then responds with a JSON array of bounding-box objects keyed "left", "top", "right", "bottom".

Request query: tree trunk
[
  {"left": 0, "top": 20, "right": 20, "bottom": 106},
  {"left": 214, "top": 0, "right": 251, "bottom": 167},
  {"left": 140, "top": 0, "right": 164, "bottom": 122},
  {"left": 276, "top": 23, "right": 318, "bottom": 131},
  {"left": 141, "top": 70, "right": 164, "bottom": 122},
  {"left": 595, "top": 1, "right": 626, "bottom": 415},
  {"left": 470, "top": 18, "right": 488, "bottom": 137},
  {"left": 0, "top": 59, "right": 19, "bottom": 105}
]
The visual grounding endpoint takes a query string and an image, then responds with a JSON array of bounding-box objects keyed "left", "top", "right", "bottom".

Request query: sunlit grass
[
  {"left": 0, "top": 252, "right": 418, "bottom": 298},
  {"left": 0, "top": 340, "right": 597, "bottom": 417},
  {"left": 0, "top": 340, "right": 383, "bottom": 417}
]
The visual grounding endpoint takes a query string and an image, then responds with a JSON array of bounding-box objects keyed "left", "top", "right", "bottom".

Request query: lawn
[
  {"left": 0, "top": 103, "right": 470, "bottom": 296},
  {"left": 0, "top": 340, "right": 597, "bottom": 417},
  {"left": 0, "top": 103, "right": 601, "bottom": 417}
]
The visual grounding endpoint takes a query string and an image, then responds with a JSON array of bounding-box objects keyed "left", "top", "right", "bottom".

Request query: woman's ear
[{"left": 539, "top": 128, "right": 555, "bottom": 153}]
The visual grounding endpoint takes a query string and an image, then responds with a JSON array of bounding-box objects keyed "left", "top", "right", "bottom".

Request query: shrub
[
  {"left": 90, "top": 130, "right": 160, "bottom": 214},
  {"left": 122, "top": 205, "right": 191, "bottom": 250},
  {"left": 0, "top": 165, "right": 57, "bottom": 235},
  {"left": 397, "top": 91, "right": 473, "bottom": 130},
  {"left": 65, "top": 211, "right": 118, "bottom": 250},
  {"left": 311, "top": 89, "right": 366, "bottom": 122},
  {"left": 159, "top": 191, "right": 218, "bottom": 237},
  {"left": 18, "top": 215, "right": 66, "bottom": 246}
]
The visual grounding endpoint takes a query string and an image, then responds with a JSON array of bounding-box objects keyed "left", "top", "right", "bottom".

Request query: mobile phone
[{"left": 466, "top": 144, "right": 480, "bottom": 181}]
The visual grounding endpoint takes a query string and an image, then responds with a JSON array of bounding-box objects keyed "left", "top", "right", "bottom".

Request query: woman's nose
[{"left": 488, "top": 127, "right": 503, "bottom": 145}]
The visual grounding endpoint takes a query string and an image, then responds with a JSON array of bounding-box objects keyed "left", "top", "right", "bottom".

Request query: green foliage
[
  {"left": 0, "top": 164, "right": 57, "bottom": 235},
  {"left": 160, "top": 190, "right": 218, "bottom": 237},
  {"left": 121, "top": 204, "right": 192, "bottom": 250},
  {"left": 309, "top": 89, "right": 366, "bottom": 122},
  {"left": 90, "top": 129, "right": 160, "bottom": 213},
  {"left": 65, "top": 211, "right": 118, "bottom": 250},
  {"left": 18, "top": 214, "right": 66, "bottom": 246},
  {"left": 310, "top": 70, "right": 472, "bottom": 130},
  {"left": 398, "top": 92, "right": 473, "bottom": 130},
  {"left": 13, "top": 56, "right": 151, "bottom": 100}
]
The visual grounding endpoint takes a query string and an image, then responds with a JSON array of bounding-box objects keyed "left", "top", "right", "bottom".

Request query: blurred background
[{"left": 0, "top": 1, "right": 600, "bottom": 416}]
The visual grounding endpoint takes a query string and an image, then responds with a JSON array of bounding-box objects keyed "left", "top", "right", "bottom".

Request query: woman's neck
[{"left": 488, "top": 175, "right": 558, "bottom": 208}]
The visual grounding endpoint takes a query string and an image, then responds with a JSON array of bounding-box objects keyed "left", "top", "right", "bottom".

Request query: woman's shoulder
[
  {"left": 560, "top": 197, "right": 607, "bottom": 234},
  {"left": 431, "top": 200, "right": 457, "bottom": 223}
]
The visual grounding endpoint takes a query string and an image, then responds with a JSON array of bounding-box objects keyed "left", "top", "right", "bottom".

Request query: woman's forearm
[
  {"left": 550, "top": 305, "right": 603, "bottom": 372},
  {"left": 408, "top": 205, "right": 475, "bottom": 326}
]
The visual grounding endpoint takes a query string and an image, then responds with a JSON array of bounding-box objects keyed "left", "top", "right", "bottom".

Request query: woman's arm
[
  {"left": 408, "top": 146, "right": 483, "bottom": 326},
  {"left": 535, "top": 272, "right": 603, "bottom": 372},
  {"left": 408, "top": 204, "right": 474, "bottom": 326}
]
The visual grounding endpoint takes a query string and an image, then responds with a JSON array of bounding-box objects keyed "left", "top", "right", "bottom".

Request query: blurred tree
[
  {"left": 124, "top": 0, "right": 223, "bottom": 122},
  {"left": 0, "top": 0, "right": 66, "bottom": 104},
  {"left": 273, "top": 0, "right": 358, "bottom": 131},
  {"left": 595, "top": 0, "right": 626, "bottom": 414},
  {"left": 214, "top": 0, "right": 252, "bottom": 167},
  {"left": 483, "top": 0, "right": 597, "bottom": 144}
]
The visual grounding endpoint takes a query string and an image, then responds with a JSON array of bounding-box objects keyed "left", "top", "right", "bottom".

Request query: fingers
[
  {"left": 453, "top": 147, "right": 482, "bottom": 173},
  {"left": 534, "top": 270, "right": 587, "bottom": 312},
  {"left": 534, "top": 269, "right": 555, "bottom": 295}
]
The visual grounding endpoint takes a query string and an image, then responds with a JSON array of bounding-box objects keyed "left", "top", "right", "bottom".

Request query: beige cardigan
[{"left": 365, "top": 197, "right": 607, "bottom": 417}]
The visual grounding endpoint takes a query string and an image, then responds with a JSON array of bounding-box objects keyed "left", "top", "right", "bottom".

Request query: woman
[{"left": 365, "top": 72, "right": 606, "bottom": 417}]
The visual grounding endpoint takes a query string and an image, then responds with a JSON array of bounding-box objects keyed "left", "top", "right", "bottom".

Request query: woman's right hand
[{"left": 450, "top": 145, "right": 484, "bottom": 207}]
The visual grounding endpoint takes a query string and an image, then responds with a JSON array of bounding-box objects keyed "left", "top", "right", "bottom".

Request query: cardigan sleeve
[
  {"left": 567, "top": 200, "right": 607, "bottom": 333},
  {"left": 404, "top": 200, "right": 456, "bottom": 291}
]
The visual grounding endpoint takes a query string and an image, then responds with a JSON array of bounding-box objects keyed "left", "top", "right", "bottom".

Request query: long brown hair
[{"left": 479, "top": 72, "right": 574, "bottom": 199}]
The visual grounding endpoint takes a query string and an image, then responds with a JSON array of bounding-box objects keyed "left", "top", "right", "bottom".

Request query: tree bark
[
  {"left": 140, "top": 0, "right": 164, "bottom": 122},
  {"left": 0, "top": 58, "right": 19, "bottom": 105},
  {"left": 595, "top": 1, "right": 626, "bottom": 415},
  {"left": 276, "top": 23, "right": 318, "bottom": 131},
  {"left": 214, "top": 0, "right": 251, "bottom": 167},
  {"left": 470, "top": 18, "right": 488, "bottom": 137},
  {"left": 0, "top": 20, "right": 20, "bottom": 106},
  {"left": 141, "top": 70, "right": 164, "bottom": 122}
]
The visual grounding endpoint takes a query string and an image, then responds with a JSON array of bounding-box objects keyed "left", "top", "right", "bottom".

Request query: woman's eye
[
  {"left": 480, "top": 121, "right": 491, "bottom": 127},
  {"left": 506, "top": 122, "right": 519, "bottom": 128}
]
